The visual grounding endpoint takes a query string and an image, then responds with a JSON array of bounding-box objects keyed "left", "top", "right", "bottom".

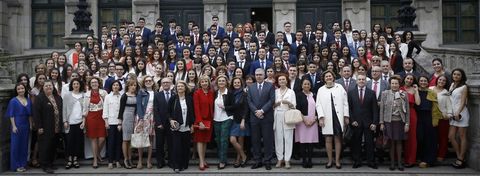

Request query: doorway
[{"left": 251, "top": 8, "right": 273, "bottom": 32}]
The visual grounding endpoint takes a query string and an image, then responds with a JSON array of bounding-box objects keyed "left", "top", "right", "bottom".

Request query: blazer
[
  {"left": 247, "top": 82, "right": 276, "bottom": 122},
  {"left": 34, "top": 92, "right": 63, "bottom": 136},
  {"left": 154, "top": 91, "right": 174, "bottom": 128},
  {"left": 136, "top": 89, "right": 153, "bottom": 119},
  {"left": 335, "top": 77, "right": 357, "bottom": 93},
  {"left": 193, "top": 89, "right": 214, "bottom": 124},
  {"left": 224, "top": 89, "right": 249, "bottom": 123},
  {"left": 379, "top": 90, "right": 410, "bottom": 125},
  {"left": 167, "top": 94, "right": 195, "bottom": 127},
  {"left": 290, "top": 78, "right": 302, "bottom": 93},
  {"left": 348, "top": 86, "right": 379, "bottom": 128},
  {"left": 315, "top": 83, "right": 349, "bottom": 135},
  {"left": 296, "top": 91, "right": 317, "bottom": 116},
  {"left": 389, "top": 52, "right": 404, "bottom": 74},
  {"left": 283, "top": 32, "right": 295, "bottom": 44},
  {"left": 249, "top": 59, "right": 273, "bottom": 75}
]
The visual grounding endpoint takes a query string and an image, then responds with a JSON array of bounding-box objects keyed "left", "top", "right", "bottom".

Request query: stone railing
[
  {"left": 0, "top": 50, "right": 66, "bottom": 83},
  {"left": 420, "top": 47, "right": 480, "bottom": 170},
  {"left": 0, "top": 84, "right": 14, "bottom": 172}
]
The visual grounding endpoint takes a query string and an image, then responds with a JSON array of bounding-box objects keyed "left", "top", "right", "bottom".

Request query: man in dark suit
[
  {"left": 367, "top": 66, "right": 389, "bottom": 102},
  {"left": 224, "top": 22, "right": 238, "bottom": 42},
  {"left": 260, "top": 22, "right": 275, "bottom": 45},
  {"left": 302, "top": 62, "right": 323, "bottom": 95},
  {"left": 108, "top": 26, "right": 120, "bottom": 47},
  {"left": 191, "top": 24, "right": 202, "bottom": 46},
  {"left": 326, "top": 22, "right": 347, "bottom": 45},
  {"left": 150, "top": 22, "right": 166, "bottom": 44},
  {"left": 328, "top": 29, "right": 348, "bottom": 50},
  {"left": 249, "top": 48, "right": 272, "bottom": 75},
  {"left": 153, "top": 77, "right": 174, "bottom": 168},
  {"left": 138, "top": 17, "right": 151, "bottom": 44},
  {"left": 283, "top": 22, "right": 295, "bottom": 44},
  {"left": 246, "top": 42, "right": 259, "bottom": 61},
  {"left": 290, "top": 31, "right": 305, "bottom": 55},
  {"left": 236, "top": 48, "right": 251, "bottom": 74},
  {"left": 288, "top": 66, "right": 302, "bottom": 93},
  {"left": 247, "top": 68, "right": 275, "bottom": 170},
  {"left": 104, "top": 63, "right": 126, "bottom": 93},
  {"left": 207, "top": 16, "right": 225, "bottom": 38},
  {"left": 397, "top": 57, "right": 420, "bottom": 79},
  {"left": 336, "top": 66, "right": 357, "bottom": 93},
  {"left": 348, "top": 74, "right": 379, "bottom": 169},
  {"left": 302, "top": 23, "right": 315, "bottom": 43}
]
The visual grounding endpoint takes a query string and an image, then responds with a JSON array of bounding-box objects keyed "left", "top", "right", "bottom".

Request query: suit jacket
[
  {"left": 367, "top": 79, "right": 389, "bottom": 101},
  {"left": 236, "top": 60, "right": 251, "bottom": 75},
  {"left": 290, "top": 41, "right": 305, "bottom": 55},
  {"left": 265, "top": 31, "right": 275, "bottom": 45},
  {"left": 348, "top": 86, "right": 379, "bottom": 128},
  {"left": 290, "top": 78, "right": 302, "bottom": 93},
  {"left": 302, "top": 73, "right": 323, "bottom": 95},
  {"left": 247, "top": 82, "right": 275, "bottom": 122},
  {"left": 167, "top": 94, "right": 195, "bottom": 127},
  {"left": 249, "top": 59, "right": 273, "bottom": 75},
  {"left": 283, "top": 32, "right": 295, "bottom": 44},
  {"left": 154, "top": 91, "right": 173, "bottom": 128},
  {"left": 246, "top": 51, "right": 258, "bottom": 61},
  {"left": 348, "top": 40, "right": 364, "bottom": 58},
  {"left": 141, "top": 27, "right": 151, "bottom": 44},
  {"left": 34, "top": 92, "right": 63, "bottom": 136},
  {"left": 303, "top": 32, "right": 315, "bottom": 43},
  {"left": 335, "top": 77, "right": 357, "bottom": 93},
  {"left": 224, "top": 89, "right": 249, "bottom": 123},
  {"left": 224, "top": 31, "right": 238, "bottom": 42}
]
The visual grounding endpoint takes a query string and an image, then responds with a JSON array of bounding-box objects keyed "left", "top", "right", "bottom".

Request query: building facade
[{"left": 0, "top": 0, "right": 478, "bottom": 55}]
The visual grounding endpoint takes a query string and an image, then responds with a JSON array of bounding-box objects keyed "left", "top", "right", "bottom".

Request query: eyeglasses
[
  {"left": 372, "top": 60, "right": 380, "bottom": 62},
  {"left": 145, "top": 79, "right": 153, "bottom": 83}
]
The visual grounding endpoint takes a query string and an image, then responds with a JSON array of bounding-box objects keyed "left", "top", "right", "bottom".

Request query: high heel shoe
[
  {"left": 73, "top": 159, "right": 80, "bottom": 168},
  {"left": 204, "top": 162, "right": 209, "bottom": 168},
  {"left": 199, "top": 165, "right": 206, "bottom": 171},
  {"left": 325, "top": 162, "right": 333, "bottom": 169},
  {"left": 124, "top": 160, "right": 132, "bottom": 169},
  {"left": 65, "top": 160, "right": 73, "bottom": 169},
  {"left": 240, "top": 159, "right": 248, "bottom": 168}
]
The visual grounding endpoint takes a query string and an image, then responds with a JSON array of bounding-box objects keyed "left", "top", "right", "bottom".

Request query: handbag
[
  {"left": 284, "top": 109, "right": 303, "bottom": 125},
  {"left": 131, "top": 119, "right": 151, "bottom": 148}
]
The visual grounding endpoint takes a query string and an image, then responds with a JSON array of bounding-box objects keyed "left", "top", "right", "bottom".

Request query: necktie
[
  {"left": 228, "top": 33, "right": 231, "bottom": 38},
  {"left": 354, "top": 42, "right": 358, "bottom": 51},
  {"left": 260, "top": 61, "right": 265, "bottom": 69},
  {"left": 359, "top": 88, "right": 364, "bottom": 104},
  {"left": 345, "top": 79, "right": 349, "bottom": 90},
  {"left": 258, "top": 84, "right": 263, "bottom": 96},
  {"left": 239, "top": 61, "right": 244, "bottom": 68},
  {"left": 166, "top": 91, "right": 170, "bottom": 101},
  {"left": 311, "top": 74, "right": 315, "bottom": 87},
  {"left": 307, "top": 32, "right": 310, "bottom": 40},
  {"left": 373, "top": 81, "right": 378, "bottom": 94},
  {"left": 251, "top": 53, "right": 255, "bottom": 59},
  {"left": 195, "top": 35, "right": 199, "bottom": 44},
  {"left": 384, "top": 75, "right": 388, "bottom": 81},
  {"left": 336, "top": 40, "right": 340, "bottom": 47}
]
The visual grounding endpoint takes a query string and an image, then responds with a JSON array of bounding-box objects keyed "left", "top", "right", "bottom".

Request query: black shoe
[
  {"left": 352, "top": 162, "right": 361, "bottom": 168},
  {"left": 265, "top": 163, "right": 272, "bottom": 170},
  {"left": 43, "top": 168, "right": 54, "bottom": 174},
  {"left": 251, "top": 163, "right": 263, "bottom": 169},
  {"left": 65, "top": 161, "right": 73, "bottom": 169},
  {"left": 368, "top": 163, "right": 378, "bottom": 169},
  {"left": 240, "top": 159, "right": 248, "bottom": 168},
  {"left": 389, "top": 165, "right": 395, "bottom": 171},
  {"left": 218, "top": 163, "right": 226, "bottom": 170},
  {"left": 336, "top": 164, "right": 342, "bottom": 169},
  {"left": 325, "top": 162, "right": 333, "bottom": 169}
]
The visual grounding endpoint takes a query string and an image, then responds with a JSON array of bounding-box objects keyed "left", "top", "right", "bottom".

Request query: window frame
[
  {"left": 98, "top": 0, "right": 132, "bottom": 36},
  {"left": 370, "top": 1, "right": 402, "bottom": 31},
  {"left": 31, "top": 0, "right": 65, "bottom": 49},
  {"left": 442, "top": 0, "right": 479, "bottom": 44}
]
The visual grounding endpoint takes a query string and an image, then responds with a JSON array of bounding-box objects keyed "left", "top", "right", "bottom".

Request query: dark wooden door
[
  {"left": 227, "top": 0, "right": 272, "bottom": 27},
  {"left": 160, "top": 0, "right": 204, "bottom": 32},
  {"left": 296, "top": 0, "right": 342, "bottom": 33}
]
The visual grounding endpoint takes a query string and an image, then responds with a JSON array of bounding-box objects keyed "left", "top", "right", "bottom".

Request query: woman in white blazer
[
  {"left": 316, "top": 70, "right": 349, "bottom": 169},
  {"left": 273, "top": 73, "right": 296, "bottom": 169}
]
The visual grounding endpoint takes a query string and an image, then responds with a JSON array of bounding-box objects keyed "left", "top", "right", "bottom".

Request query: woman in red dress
[
  {"left": 193, "top": 75, "right": 214, "bottom": 170},
  {"left": 83, "top": 77, "right": 108, "bottom": 168},
  {"left": 401, "top": 74, "right": 420, "bottom": 167}
]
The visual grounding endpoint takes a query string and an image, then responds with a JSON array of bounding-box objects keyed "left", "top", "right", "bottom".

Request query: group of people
[{"left": 5, "top": 16, "right": 470, "bottom": 174}]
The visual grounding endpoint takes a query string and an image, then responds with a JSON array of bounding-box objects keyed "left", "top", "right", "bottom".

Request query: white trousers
[{"left": 274, "top": 110, "right": 294, "bottom": 161}]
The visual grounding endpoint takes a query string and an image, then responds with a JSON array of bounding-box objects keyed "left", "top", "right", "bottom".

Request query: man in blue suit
[
  {"left": 224, "top": 22, "right": 238, "bottom": 42},
  {"left": 138, "top": 17, "right": 151, "bottom": 44},
  {"left": 153, "top": 77, "right": 174, "bottom": 168},
  {"left": 348, "top": 30, "right": 364, "bottom": 58},
  {"left": 208, "top": 16, "right": 225, "bottom": 38},
  {"left": 249, "top": 48, "right": 273, "bottom": 75},
  {"left": 247, "top": 68, "right": 275, "bottom": 170}
]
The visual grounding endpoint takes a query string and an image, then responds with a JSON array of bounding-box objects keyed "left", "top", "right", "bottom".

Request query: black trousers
[
  {"left": 38, "top": 133, "right": 61, "bottom": 168},
  {"left": 351, "top": 125, "right": 375, "bottom": 163},
  {"left": 155, "top": 128, "right": 168, "bottom": 165},
  {"left": 66, "top": 124, "right": 84, "bottom": 158},
  {"left": 107, "top": 125, "right": 122, "bottom": 163},
  {"left": 250, "top": 119, "right": 274, "bottom": 164},
  {"left": 170, "top": 131, "right": 190, "bottom": 170}
]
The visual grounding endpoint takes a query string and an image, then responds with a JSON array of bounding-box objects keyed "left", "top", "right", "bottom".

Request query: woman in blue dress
[{"left": 5, "top": 83, "right": 32, "bottom": 172}]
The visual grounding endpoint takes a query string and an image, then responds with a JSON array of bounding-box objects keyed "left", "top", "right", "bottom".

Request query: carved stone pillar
[
  {"left": 273, "top": 0, "right": 297, "bottom": 33},
  {"left": 203, "top": 0, "right": 227, "bottom": 31},
  {"left": 132, "top": 0, "right": 159, "bottom": 30},
  {"left": 413, "top": 0, "right": 441, "bottom": 48},
  {"left": 342, "top": 0, "right": 370, "bottom": 33}
]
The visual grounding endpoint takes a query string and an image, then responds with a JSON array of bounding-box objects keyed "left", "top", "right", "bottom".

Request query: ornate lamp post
[{"left": 396, "top": 0, "right": 418, "bottom": 31}]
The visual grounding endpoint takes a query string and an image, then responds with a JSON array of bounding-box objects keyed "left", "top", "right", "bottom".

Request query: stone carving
[
  {"left": 71, "top": 0, "right": 94, "bottom": 35},
  {"left": 397, "top": 0, "right": 418, "bottom": 31}
]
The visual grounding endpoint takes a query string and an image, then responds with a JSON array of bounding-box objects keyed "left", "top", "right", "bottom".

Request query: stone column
[
  {"left": 65, "top": 0, "right": 78, "bottom": 37},
  {"left": 342, "top": 0, "right": 370, "bottom": 32},
  {"left": 413, "top": 0, "right": 441, "bottom": 48},
  {"left": 0, "top": 1, "right": 6, "bottom": 55},
  {"left": 203, "top": 0, "right": 227, "bottom": 31},
  {"left": 5, "top": 0, "right": 29, "bottom": 54},
  {"left": 0, "top": 84, "right": 14, "bottom": 172},
  {"left": 273, "top": 0, "right": 297, "bottom": 33},
  {"left": 132, "top": 0, "right": 160, "bottom": 30},
  {"left": 467, "top": 80, "right": 480, "bottom": 171}
]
